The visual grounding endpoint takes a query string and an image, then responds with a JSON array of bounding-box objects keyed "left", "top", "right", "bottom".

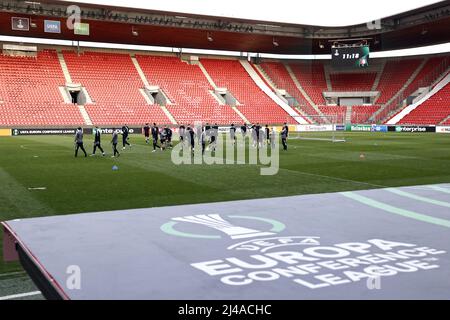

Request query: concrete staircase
[
  {"left": 130, "top": 54, "right": 177, "bottom": 124},
  {"left": 370, "top": 59, "right": 428, "bottom": 123},
  {"left": 285, "top": 64, "right": 327, "bottom": 121},
  {"left": 323, "top": 65, "right": 333, "bottom": 91},
  {"left": 345, "top": 106, "right": 352, "bottom": 124},
  {"left": 231, "top": 106, "right": 250, "bottom": 124},
  {"left": 160, "top": 106, "right": 178, "bottom": 125},
  {"left": 198, "top": 60, "right": 248, "bottom": 123},
  {"left": 253, "top": 64, "right": 278, "bottom": 91},
  {"left": 372, "top": 60, "right": 386, "bottom": 92},
  {"left": 387, "top": 71, "right": 450, "bottom": 124},
  {"left": 439, "top": 114, "right": 450, "bottom": 125},
  {"left": 78, "top": 105, "right": 93, "bottom": 126},
  {"left": 240, "top": 60, "right": 307, "bottom": 124},
  {"left": 57, "top": 51, "right": 72, "bottom": 83},
  {"left": 198, "top": 61, "right": 218, "bottom": 89},
  {"left": 131, "top": 55, "right": 150, "bottom": 87}
]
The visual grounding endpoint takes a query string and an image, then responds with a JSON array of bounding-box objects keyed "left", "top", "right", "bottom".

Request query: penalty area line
[{"left": 0, "top": 291, "right": 42, "bottom": 300}]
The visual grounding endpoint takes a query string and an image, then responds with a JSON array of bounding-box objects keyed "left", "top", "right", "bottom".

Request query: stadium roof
[
  {"left": 66, "top": 0, "right": 442, "bottom": 27},
  {"left": 0, "top": 0, "right": 449, "bottom": 54}
]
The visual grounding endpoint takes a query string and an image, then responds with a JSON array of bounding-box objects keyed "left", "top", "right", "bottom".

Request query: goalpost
[{"left": 289, "top": 114, "right": 346, "bottom": 143}]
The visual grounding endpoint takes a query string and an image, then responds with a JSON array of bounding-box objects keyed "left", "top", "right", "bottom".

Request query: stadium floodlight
[
  {"left": 207, "top": 32, "right": 213, "bottom": 42},
  {"left": 272, "top": 37, "right": 279, "bottom": 47},
  {"left": 132, "top": 26, "right": 138, "bottom": 36}
]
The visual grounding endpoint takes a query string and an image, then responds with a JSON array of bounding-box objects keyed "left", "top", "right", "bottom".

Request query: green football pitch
[{"left": 1, "top": 132, "right": 450, "bottom": 277}]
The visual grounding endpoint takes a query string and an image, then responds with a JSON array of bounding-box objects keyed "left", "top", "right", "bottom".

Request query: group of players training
[
  {"left": 143, "top": 122, "right": 289, "bottom": 154},
  {"left": 74, "top": 123, "right": 289, "bottom": 158}
]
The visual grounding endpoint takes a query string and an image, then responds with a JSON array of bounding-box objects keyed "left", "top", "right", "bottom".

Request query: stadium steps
[
  {"left": 370, "top": 59, "right": 428, "bottom": 123},
  {"left": 323, "top": 65, "right": 333, "bottom": 91},
  {"left": 387, "top": 72, "right": 450, "bottom": 124},
  {"left": 198, "top": 59, "right": 248, "bottom": 123},
  {"left": 56, "top": 51, "right": 72, "bottom": 83},
  {"left": 58, "top": 87, "right": 72, "bottom": 104},
  {"left": 284, "top": 64, "right": 328, "bottom": 122},
  {"left": 239, "top": 60, "right": 307, "bottom": 124},
  {"left": 294, "top": 107, "right": 314, "bottom": 124},
  {"left": 131, "top": 55, "right": 177, "bottom": 124},
  {"left": 252, "top": 64, "right": 278, "bottom": 91},
  {"left": 78, "top": 105, "right": 93, "bottom": 126},
  {"left": 345, "top": 106, "right": 352, "bottom": 124},
  {"left": 231, "top": 106, "right": 250, "bottom": 123},
  {"left": 439, "top": 114, "right": 450, "bottom": 125},
  {"left": 372, "top": 60, "right": 386, "bottom": 93},
  {"left": 198, "top": 61, "right": 218, "bottom": 89},
  {"left": 160, "top": 106, "right": 178, "bottom": 125},
  {"left": 130, "top": 55, "right": 150, "bottom": 87}
]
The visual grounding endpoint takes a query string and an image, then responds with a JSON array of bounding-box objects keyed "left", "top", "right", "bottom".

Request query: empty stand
[
  {"left": 201, "top": 59, "right": 295, "bottom": 124},
  {"left": 136, "top": 55, "right": 242, "bottom": 125},
  {"left": 0, "top": 50, "right": 84, "bottom": 126},
  {"left": 351, "top": 105, "right": 380, "bottom": 124},
  {"left": 318, "top": 106, "right": 346, "bottom": 123},
  {"left": 330, "top": 73, "right": 377, "bottom": 92},
  {"left": 289, "top": 62, "right": 328, "bottom": 105},
  {"left": 398, "top": 82, "right": 450, "bottom": 125},
  {"left": 1, "top": 48, "right": 449, "bottom": 127},
  {"left": 63, "top": 51, "right": 169, "bottom": 125},
  {"left": 259, "top": 61, "right": 320, "bottom": 118},
  {"left": 375, "top": 59, "right": 422, "bottom": 105}
]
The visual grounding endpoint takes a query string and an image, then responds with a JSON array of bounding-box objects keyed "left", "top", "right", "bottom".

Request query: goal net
[{"left": 289, "top": 114, "right": 346, "bottom": 143}]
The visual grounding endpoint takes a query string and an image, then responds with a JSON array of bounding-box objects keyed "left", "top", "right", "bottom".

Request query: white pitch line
[
  {"left": 0, "top": 291, "right": 42, "bottom": 300},
  {"left": 0, "top": 271, "right": 26, "bottom": 278}
]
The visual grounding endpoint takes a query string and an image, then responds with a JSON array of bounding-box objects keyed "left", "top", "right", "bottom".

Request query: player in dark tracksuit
[
  {"left": 201, "top": 128, "right": 207, "bottom": 155},
  {"left": 111, "top": 129, "right": 120, "bottom": 157},
  {"left": 230, "top": 124, "right": 236, "bottom": 145},
  {"left": 265, "top": 125, "right": 270, "bottom": 145},
  {"left": 160, "top": 129, "right": 167, "bottom": 151},
  {"left": 188, "top": 127, "right": 195, "bottom": 152},
  {"left": 92, "top": 127, "right": 105, "bottom": 156},
  {"left": 241, "top": 124, "right": 247, "bottom": 139},
  {"left": 283, "top": 123, "right": 289, "bottom": 138},
  {"left": 74, "top": 127, "right": 87, "bottom": 158},
  {"left": 151, "top": 124, "right": 160, "bottom": 152},
  {"left": 122, "top": 125, "right": 131, "bottom": 150},
  {"left": 281, "top": 126, "right": 288, "bottom": 151},
  {"left": 143, "top": 123, "right": 151, "bottom": 144},
  {"left": 255, "top": 123, "right": 262, "bottom": 147},
  {"left": 165, "top": 127, "right": 173, "bottom": 149},
  {"left": 179, "top": 125, "right": 186, "bottom": 144}
]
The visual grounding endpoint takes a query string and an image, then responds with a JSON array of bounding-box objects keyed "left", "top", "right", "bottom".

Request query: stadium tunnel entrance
[{"left": 61, "top": 84, "right": 90, "bottom": 105}]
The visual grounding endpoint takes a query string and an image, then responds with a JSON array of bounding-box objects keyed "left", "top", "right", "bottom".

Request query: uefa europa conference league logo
[{"left": 161, "top": 214, "right": 446, "bottom": 290}]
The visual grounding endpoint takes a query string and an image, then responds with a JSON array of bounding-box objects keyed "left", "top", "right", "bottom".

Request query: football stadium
[{"left": 0, "top": 0, "right": 450, "bottom": 303}]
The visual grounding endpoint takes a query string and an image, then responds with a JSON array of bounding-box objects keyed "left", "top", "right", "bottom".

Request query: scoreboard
[{"left": 332, "top": 45, "right": 370, "bottom": 68}]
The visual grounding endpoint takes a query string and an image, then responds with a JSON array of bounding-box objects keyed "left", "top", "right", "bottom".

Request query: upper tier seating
[
  {"left": 259, "top": 61, "right": 320, "bottom": 118},
  {"left": 375, "top": 59, "right": 422, "bottom": 105},
  {"left": 330, "top": 73, "right": 377, "bottom": 92},
  {"left": 289, "top": 62, "right": 328, "bottom": 105},
  {"left": 0, "top": 50, "right": 84, "bottom": 126},
  {"left": 200, "top": 59, "right": 295, "bottom": 124},
  {"left": 136, "top": 55, "right": 241, "bottom": 125},
  {"left": 63, "top": 51, "right": 170, "bottom": 125}
]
